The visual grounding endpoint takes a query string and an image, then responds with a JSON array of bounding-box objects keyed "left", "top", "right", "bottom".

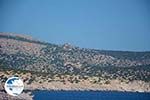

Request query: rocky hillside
[{"left": 0, "top": 33, "right": 150, "bottom": 82}]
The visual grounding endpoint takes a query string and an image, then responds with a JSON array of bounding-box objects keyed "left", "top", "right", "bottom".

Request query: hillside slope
[{"left": 0, "top": 33, "right": 150, "bottom": 92}]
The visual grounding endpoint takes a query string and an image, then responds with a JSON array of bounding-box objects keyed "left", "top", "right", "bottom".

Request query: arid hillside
[{"left": 0, "top": 33, "right": 150, "bottom": 92}]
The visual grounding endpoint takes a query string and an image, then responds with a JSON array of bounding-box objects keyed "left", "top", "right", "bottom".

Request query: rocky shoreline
[
  {"left": 0, "top": 70, "right": 150, "bottom": 100},
  {"left": 0, "top": 79, "right": 150, "bottom": 100},
  {"left": 0, "top": 90, "right": 33, "bottom": 100},
  {"left": 24, "top": 79, "right": 150, "bottom": 93}
]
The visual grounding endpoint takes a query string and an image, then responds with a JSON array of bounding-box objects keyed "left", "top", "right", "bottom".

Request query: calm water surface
[{"left": 33, "top": 90, "right": 150, "bottom": 100}]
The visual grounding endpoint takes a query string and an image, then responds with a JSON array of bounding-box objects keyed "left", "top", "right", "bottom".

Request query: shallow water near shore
[{"left": 32, "top": 90, "right": 150, "bottom": 100}]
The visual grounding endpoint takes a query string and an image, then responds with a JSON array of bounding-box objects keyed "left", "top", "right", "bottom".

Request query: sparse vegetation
[{"left": 0, "top": 33, "right": 150, "bottom": 91}]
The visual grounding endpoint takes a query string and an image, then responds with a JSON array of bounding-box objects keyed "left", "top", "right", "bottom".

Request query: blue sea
[{"left": 33, "top": 90, "right": 150, "bottom": 100}]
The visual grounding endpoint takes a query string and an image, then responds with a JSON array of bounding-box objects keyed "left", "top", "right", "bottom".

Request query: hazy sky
[{"left": 0, "top": 0, "right": 150, "bottom": 51}]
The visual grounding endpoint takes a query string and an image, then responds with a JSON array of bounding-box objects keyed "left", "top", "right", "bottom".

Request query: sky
[{"left": 0, "top": 0, "right": 150, "bottom": 51}]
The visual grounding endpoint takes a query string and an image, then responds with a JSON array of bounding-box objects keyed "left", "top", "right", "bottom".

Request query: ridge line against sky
[{"left": 0, "top": 0, "right": 150, "bottom": 51}]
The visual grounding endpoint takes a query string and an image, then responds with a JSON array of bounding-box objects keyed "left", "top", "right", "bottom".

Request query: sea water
[{"left": 33, "top": 90, "right": 150, "bottom": 100}]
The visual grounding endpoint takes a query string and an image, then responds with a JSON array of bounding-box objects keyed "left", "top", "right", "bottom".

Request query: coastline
[
  {"left": 24, "top": 79, "right": 150, "bottom": 93},
  {"left": 0, "top": 69, "right": 150, "bottom": 100},
  {"left": 0, "top": 80, "right": 150, "bottom": 100}
]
